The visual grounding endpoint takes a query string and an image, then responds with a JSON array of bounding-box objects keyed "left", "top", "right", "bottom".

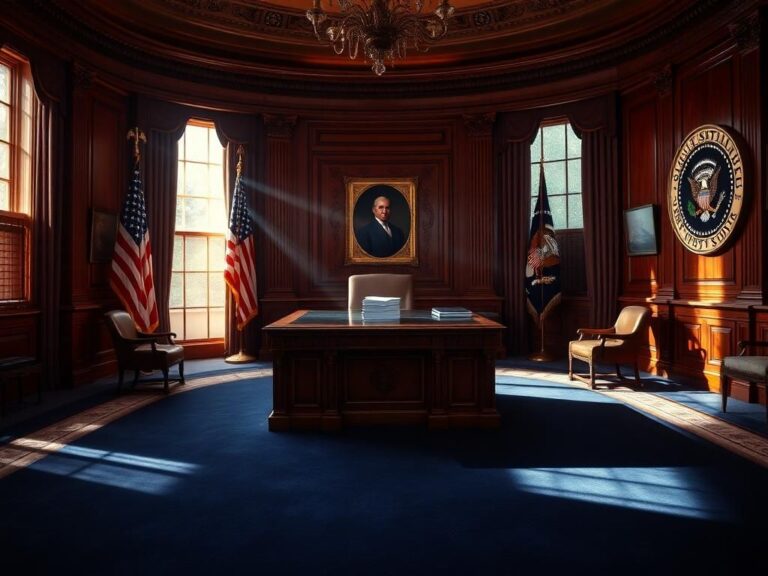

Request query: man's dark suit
[{"left": 357, "top": 219, "right": 406, "bottom": 257}]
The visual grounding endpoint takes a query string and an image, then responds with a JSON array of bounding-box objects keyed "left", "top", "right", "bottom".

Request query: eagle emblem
[{"left": 687, "top": 159, "right": 722, "bottom": 223}]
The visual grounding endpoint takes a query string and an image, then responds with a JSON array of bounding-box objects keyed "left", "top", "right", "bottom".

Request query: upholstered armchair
[
  {"left": 347, "top": 274, "right": 414, "bottom": 310},
  {"left": 721, "top": 341, "right": 768, "bottom": 423},
  {"left": 104, "top": 310, "right": 185, "bottom": 394},
  {"left": 568, "top": 305, "right": 650, "bottom": 389}
]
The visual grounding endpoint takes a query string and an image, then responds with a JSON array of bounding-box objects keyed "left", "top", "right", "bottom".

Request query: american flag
[
  {"left": 224, "top": 169, "right": 258, "bottom": 330},
  {"left": 110, "top": 165, "right": 159, "bottom": 333}
]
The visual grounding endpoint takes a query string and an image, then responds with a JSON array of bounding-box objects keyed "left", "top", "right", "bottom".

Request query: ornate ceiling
[{"left": 8, "top": 0, "right": 737, "bottom": 97}]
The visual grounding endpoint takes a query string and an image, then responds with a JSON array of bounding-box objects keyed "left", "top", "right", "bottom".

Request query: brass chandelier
[{"left": 306, "top": 0, "right": 456, "bottom": 76}]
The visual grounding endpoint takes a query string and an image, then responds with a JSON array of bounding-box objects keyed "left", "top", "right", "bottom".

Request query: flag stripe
[
  {"left": 224, "top": 172, "right": 258, "bottom": 330},
  {"left": 110, "top": 165, "right": 159, "bottom": 333}
]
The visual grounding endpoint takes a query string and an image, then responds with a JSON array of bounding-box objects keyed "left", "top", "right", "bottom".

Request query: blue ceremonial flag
[{"left": 525, "top": 165, "right": 561, "bottom": 322}]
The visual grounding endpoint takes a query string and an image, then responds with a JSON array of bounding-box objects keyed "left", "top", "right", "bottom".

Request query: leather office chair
[
  {"left": 568, "top": 305, "right": 650, "bottom": 389},
  {"left": 104, "top": 310, "right": 185, "bottom": 394},
  {"left": 721, "top": 341, "right": 768, "bottom": 423},
  {"left": 347, "top": 274, "right": 414, "bottom": 310}
]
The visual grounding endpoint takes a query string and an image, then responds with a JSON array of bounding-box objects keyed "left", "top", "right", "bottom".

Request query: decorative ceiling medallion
[{"left": 668, "top": 124, "right": 746, "bottom": 255}]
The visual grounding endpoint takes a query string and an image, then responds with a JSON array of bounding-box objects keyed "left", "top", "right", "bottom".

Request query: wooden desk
[{"left": 263, "top": 310, "right": 504, "bottom": 431}]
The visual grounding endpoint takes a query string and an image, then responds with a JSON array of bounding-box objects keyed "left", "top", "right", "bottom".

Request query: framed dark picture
[
  {"left": 624, "top": 204, "right": 659, "bottom": 256},
  {"left": 346, "top": 178, "right": 417, "bottom": 265},
  {"left": 90, "top": 208, "right": 118, "bottom": 263}
]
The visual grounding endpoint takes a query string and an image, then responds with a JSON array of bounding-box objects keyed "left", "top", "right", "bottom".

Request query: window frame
[
  {"left": 0, "top": 47, "right": 33, "bottom": 307},
  {"left": 170, "top": 119, "right": 227, "bottom": 346}
]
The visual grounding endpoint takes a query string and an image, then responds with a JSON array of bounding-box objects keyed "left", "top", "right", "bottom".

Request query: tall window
[
  {"left": 0, "top": 48, "right": 33, "bottom": 304},
  {"left": 170, "top": 120, "right": 228, "bottom": 341},
  {"left": 531, "top": 120, "right": 586, "bottom": 294}
]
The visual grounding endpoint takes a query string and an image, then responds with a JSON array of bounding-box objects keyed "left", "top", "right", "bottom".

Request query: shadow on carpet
[{"left": 1, "top": 373, "right": 764, "bottom": 575}]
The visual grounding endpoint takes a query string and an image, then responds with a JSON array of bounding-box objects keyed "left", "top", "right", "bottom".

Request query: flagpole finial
[
  {"left": 236, "top": 145, "right": 245, "bottom": 178},
  {"left": 127, "top": 127, "right": 147, "bottom": 166}
]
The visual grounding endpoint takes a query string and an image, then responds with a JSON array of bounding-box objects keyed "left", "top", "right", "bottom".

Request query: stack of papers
[
  {"left": 362, "top": 296, "right": 401, "bottom": 321},
  {"left": 431, "top": 307, "right": 472, "bottom": 320}
]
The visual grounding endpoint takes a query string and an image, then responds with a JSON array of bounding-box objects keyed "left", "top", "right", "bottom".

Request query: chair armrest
[
  {"left": 576, "top": 327, "right": 615, "bottom": 340},
  {"left": 138, "top": 330, "right": 178, "bottom": 344},
  {"left": 737, "top": 340, "right": 768, "bottom": 355}
]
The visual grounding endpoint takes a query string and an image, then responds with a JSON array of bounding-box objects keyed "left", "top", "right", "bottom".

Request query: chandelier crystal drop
[{"left": 306, "top": 0, "right": 455, "bottom": 76}]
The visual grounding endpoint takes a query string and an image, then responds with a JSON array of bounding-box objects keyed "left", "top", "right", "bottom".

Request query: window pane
[
  {"left": 530, "top": 130, "right": 541, "bottom": 163},
  {"left": 177, "top": 133, "right": 186, "bottom": 161},
  {"left": 568, "top": 159, "right": 582, "bottom": 193},
  {"left": 567, "top": 124, "right": 582, "bottom": 158},
  {"left": 568, "top": 194, "right": 584, "bottom": 229},
  {"left": 211, "top": 199, "right": 227, "bottom": 231},
  {"left": 183, "top": 197, "right": 209, "bottom": 231},
  {"left": 544, "top": 162, "right": 566, "bottom": 194},
  {"left": 209, "top": 272, "right": 225, "bottom": 303},
  {"left": 0, "top": 142, "right": 8, "bottom": 179},
  {"left": 175, "top": 200, "right": 184, "bottom": 228},
  {"left": 169, "top": 309, "right": 185, "bottom": 341},
  {"left": 530, "top": 163, "right": 540, "bottom": 196},
  {"left": 185, "top": 272, "right": 208, "bottom": 307},
  {"left": 209, "top": 308, "right": 225, "bottom": 339},
  {"left": 208, "top": 131, "right": 222, "bottom": 164},
  {"left": 184, "top": 162, "right": 208, "bottom": 197},
  {"left": 185, "top": 308, "right": 208, "bottom": 340},
  {"left": 0, "top": 64, "right": 8, "bottom": 103},
  {"left": 172, "top": 235, "right": 183, "bottom": 271},
  {"left": 185, "top": 125, "right": 209, "bottom": 163},
  {"left": 542, "top": 124, "right": 565, "bottom": 161},
  {"left": 169, "top": 272, "right": 184, "bottom": 308},
  {"left": 208, "top": 164, "right": 224, "bottom": 200},
  {"left": 549, "top": 194, "right": 567, "bottom": 230},
  {"left": 0, "top": 180, "right": 8, "bottom": 210},
  {"left": 185, "top": 235, "right": 207, "bottom": 271},
  {"left": 0, "top": 103, "right": 9, "bottom": 140},
  {"left": 208, "top": 235, "right": 225, "bottom": 271}
]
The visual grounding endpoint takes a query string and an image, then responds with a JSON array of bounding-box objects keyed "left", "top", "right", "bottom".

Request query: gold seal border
[{"left": 667, "top": 124, "right": 745, "bottom": 255}]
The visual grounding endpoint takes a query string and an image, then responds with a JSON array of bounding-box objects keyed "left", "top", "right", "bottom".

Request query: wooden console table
[{"left": 263, "top": 310, "right": 504, "bottom": 431}]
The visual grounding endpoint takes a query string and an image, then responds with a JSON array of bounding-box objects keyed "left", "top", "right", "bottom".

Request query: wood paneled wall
[
  {"left": 0, "top": 4, "right": 764, "bottom": 403},
  {"left": 619, "top": 9, "right": 764, "bottom": 393}
]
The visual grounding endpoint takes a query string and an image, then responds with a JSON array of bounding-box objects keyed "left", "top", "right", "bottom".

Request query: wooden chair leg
[
  {"left": 589, "top": 360, "right": 596, "bottom": 389},
  {"left": 162, "top": 367, "right": 169, "bottom": 394},
  {"left": 117, "top": 368, "right": 125, "bottom": 393},
  {"left": 616, "top": 364, "right": 622, "bottom": 379},
  {"left": 568, "top": 352, "right": 574, "bottom": 381},
  {"left": 721, "top": 371, "right": 729, "bottom": 412},
  {"left": 178, "top": 361, "right": 185, "bottom": 385},
  {"left": 633, "top": 362, "right": 641, "bottom": 384}
]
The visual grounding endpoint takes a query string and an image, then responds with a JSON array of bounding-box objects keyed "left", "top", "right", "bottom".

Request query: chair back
[
  {"left": 613, "top": 306, "right": 650, "bottom": 337},
  {"left": 348, "top": 274, "right": 414, "bottom": 310},
  {"left": 104, "top": 310, "right": 139, "bottom": 361}
]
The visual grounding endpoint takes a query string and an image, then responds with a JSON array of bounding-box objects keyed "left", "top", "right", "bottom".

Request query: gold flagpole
[{"left": 225, "top": 145, "right": 256, "bottom": 364}]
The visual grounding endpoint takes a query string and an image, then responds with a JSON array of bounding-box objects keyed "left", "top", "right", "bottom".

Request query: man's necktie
[{"left": 383, "top": 223, "right": 392, "bottom": 237}]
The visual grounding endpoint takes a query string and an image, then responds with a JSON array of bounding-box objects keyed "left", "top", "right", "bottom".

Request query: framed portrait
[
  {"left": 90, "top": 208, "right": 118, "bottom": 263},
  {"left": 346, "top": 178, "right": 417, "bottom": 265},
  {"left": 624, "top": 204, "right": 659, "bottom": 256}
]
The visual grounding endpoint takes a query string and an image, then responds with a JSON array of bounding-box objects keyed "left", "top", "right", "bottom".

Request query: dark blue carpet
[{"left": 1, "top": 373, "right": 765, "bottom": 575}]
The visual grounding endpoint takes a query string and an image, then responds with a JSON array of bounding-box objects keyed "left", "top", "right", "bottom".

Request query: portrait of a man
[
  {"left": 346, "top": 179, "right": 417, "bottom": 265},
  {"left": 356, "top": 194, "right": 406, "bottom": 257}
]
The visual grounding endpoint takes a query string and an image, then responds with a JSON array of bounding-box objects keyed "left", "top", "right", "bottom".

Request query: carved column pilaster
[
  {"left": 263, "top": 114, "right": 298, "bottom": 296},
  {"left": 461, "top": 113, "right": 496, "bottom": 294}
]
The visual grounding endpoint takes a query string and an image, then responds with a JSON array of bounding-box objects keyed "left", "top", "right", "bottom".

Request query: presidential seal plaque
[{"left": 668, "top": 124, "right": 746, "bottom": 255}]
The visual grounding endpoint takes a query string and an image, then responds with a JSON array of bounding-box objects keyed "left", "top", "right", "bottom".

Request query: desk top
[{"left": 263, "top": 310, "right": 505, "bottom": 331}]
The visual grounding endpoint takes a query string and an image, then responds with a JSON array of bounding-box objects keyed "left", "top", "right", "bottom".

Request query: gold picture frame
[{"left": 346, "top": 178, "right": 417, "bottom": 265}]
